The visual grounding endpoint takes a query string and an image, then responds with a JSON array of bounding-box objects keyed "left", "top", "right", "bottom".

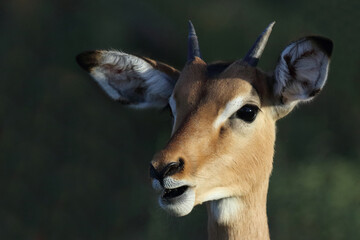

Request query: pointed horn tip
[
  {"left": 267, "top": 21, "right": 276, "bottom": 31},
  {"left": 243, "top": 21, "right": 276, "bottom": 66},
  {"left": 259, "top": 21, "right": 275, "bottom": 39},
  {"left": 188, "top": 20, "right": 196, "bottom": 36}
]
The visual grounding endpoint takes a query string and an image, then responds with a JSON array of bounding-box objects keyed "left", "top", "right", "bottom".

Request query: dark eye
[{"left": 235, "top": 105, "right": 259, "bottom": 123}]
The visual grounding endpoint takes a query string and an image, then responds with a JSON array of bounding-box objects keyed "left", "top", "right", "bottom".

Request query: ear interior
[
  {"left": 76, "top": 50, "right": 179, "bottom": 108},
  {"left": 274, "top": 36, "right": 333, "bottom": 104}
]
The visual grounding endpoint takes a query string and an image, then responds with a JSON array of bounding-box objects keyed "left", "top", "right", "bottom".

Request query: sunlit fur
[
  {"left": 151, "top": 58, "right": 276, "bottom": 239},
  {"left": 163, "top": 58, "right": 276, "bottom": 203},
  {"left": 151, "top": 48, "right": 330, "bottom": 239},
  {"left": 77, "top": 35, "right": 332, "bottom": 240}
]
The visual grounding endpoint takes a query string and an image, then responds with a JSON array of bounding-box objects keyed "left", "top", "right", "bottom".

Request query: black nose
[{"left": 150, "top": 158, "right": 184, "bottom": 182}]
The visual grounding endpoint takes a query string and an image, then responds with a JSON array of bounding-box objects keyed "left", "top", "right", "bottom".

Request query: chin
[{"left": 158, "top": 187, "right": 196, "bottom": 217}]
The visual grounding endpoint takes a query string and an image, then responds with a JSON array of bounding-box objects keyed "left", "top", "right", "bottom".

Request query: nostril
[
  {"left": 163, "top": 162, "right": 178, "bottom": 177},
  {"left": 163, "top": 158, "right": 185, "bottom": 178},
  {"left": 178, "top": 157, "right": 185, "bottom": 167},
  {"left": 150, "top": 158, "right": 185, "bottom": 182}
]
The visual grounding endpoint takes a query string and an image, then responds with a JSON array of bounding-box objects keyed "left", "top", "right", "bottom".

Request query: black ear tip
[
  {"left": 76, "top": 50, "right": 100, "bottom": 72},
  {"left": 309, "top": 36, "right": 333, "bottom": 57}
]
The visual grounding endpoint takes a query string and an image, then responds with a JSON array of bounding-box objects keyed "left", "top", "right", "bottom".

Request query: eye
[{"left": 234, "top": 104, "right": 259, "bottom": 123}]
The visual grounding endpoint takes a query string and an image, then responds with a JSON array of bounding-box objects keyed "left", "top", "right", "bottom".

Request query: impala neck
[{"left": 206, "top": 181, "right": 270, "bottom": 240}]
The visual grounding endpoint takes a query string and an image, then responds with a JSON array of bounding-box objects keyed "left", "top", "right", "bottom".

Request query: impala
[{"left": 76, "top": 21, "right": 333, "bottom": 240}]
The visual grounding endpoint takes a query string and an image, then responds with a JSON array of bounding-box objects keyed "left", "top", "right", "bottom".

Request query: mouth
[
  {"left": 152, "top": 178, "right": 195, "bottom": 216},
  {"left": 162, "top": 185, "right": 189, "bottom": 200},
  {"left": 158, "top": 183, "right": 195, "bottom": 217}
]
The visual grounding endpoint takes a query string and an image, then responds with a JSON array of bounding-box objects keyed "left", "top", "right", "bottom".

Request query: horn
[
  {"left": 187, "top": 20, "right": 201, "bottom": 61},
  {"left": 243, "top": 21, "right": 275, "bottom": 66}
]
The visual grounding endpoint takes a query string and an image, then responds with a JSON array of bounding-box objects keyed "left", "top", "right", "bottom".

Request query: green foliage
[
  {"left": 0, "top": 0, "right": 359, "bottom": 239},
  {"left": 269, "top": 159, "right": 360, "bottom": 239}
]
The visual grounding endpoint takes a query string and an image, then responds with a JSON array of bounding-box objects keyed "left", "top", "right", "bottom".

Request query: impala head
[{"left": 77, "top": 21, "right": 333, "bottom": 218}]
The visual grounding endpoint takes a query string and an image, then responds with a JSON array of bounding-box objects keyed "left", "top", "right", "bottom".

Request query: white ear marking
[
  {"left": 213, "top": 96, "right": 244, "bottom": 129},
  {"left": 78, "top": 50, "right": 177, "bottom": 109},
  {"left": 274, "top": 37, "right": 332, "bottom": 104},
  {"left": 91, "top": 69, "right": 123, "bottom": 100}
]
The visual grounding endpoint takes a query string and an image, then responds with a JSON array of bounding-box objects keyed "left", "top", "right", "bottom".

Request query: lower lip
[
  {"left": 162, "top": 185, "right": 189, "bottom": 201},
  {"left": 158, "top": 187, "right": 196, "bottom": 216}
]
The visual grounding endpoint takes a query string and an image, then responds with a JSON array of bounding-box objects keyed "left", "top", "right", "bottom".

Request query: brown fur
[
  {"left": 76, "top": 35, "right": 332, "bottom": 239},
  {"left": 152, "top": 58, "right": 277, "bottom": 240},
  {"left": 140, "top": 56, "right": 180, "bottom": 81}
]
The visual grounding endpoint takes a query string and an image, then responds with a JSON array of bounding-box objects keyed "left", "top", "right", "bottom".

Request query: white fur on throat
[{"left": 210, "top": 197, "right": 244, "bottom": 225}]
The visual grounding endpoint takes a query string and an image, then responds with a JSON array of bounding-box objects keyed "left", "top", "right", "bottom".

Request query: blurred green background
[{"left": 1, "top": 0, "right": 359, "bottom": 239}]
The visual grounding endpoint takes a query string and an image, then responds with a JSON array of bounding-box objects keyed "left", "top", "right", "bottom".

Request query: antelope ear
[
  {"left": 272, "top": 36, "right": 333, "bottom": 119},
  {"left": 76, "top": 50, "right": 180, "bottom": 108}
]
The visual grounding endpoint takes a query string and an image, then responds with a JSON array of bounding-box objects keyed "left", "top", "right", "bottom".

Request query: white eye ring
[{"left": 213, "top": 96, "right": 244, "bottom": 129}]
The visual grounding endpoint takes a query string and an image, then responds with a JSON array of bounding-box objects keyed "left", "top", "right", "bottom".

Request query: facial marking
[{"left": 213, "top": 96, "right": 244, "bottom": 129}]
